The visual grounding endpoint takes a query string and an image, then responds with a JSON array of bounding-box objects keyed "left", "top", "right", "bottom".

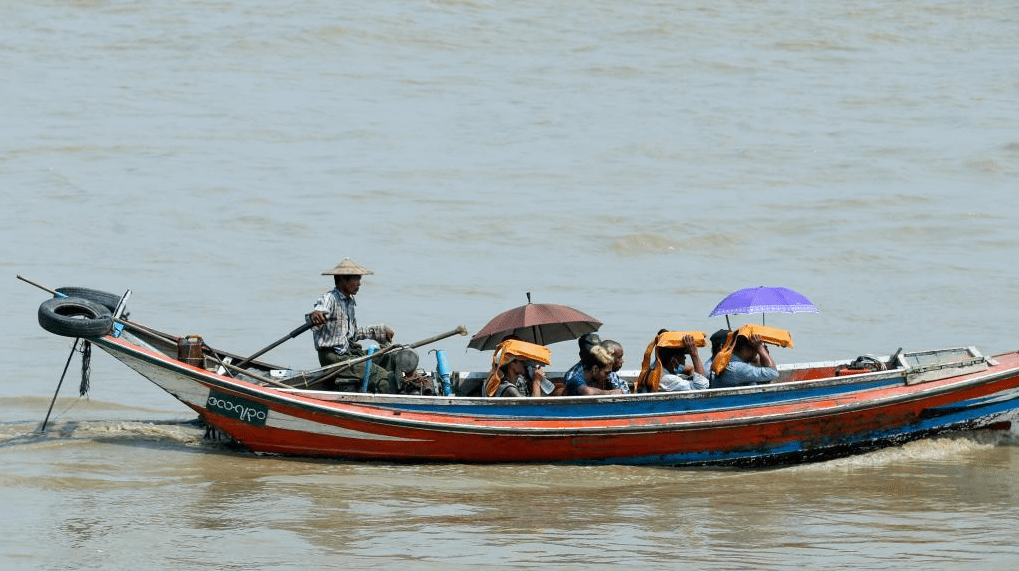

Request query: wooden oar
[
  {"left": 315, "top": 325, "right": 468, "bottom": 386},
  {"left": 233, "top": 317, "right": 317, "bottom": 370}
]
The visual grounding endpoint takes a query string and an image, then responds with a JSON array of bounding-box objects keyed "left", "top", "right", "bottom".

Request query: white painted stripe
[
  {"left": 118, "top": 355, "right": 211, "bottom": 406},
  {"left": 264, "top": 411, "right": 425, "bottom": 441},
  {"left": 117, "top": 351, "right": 424, "bottom": 442}
]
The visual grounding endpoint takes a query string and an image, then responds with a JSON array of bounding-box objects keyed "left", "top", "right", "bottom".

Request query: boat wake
[
  {"left": 790, "top": 426, "right": 1019, "bottom": 472},
  {"left": 0, "top": 417, "right": 209, "bottom": 452}
]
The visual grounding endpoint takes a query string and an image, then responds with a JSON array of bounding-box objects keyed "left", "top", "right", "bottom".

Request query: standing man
[{"left": 309, "top": 258, "right": 396, "bottom": 392}]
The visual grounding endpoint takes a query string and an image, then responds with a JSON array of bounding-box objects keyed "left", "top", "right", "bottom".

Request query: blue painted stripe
[{"left": 374, "top": 376, "right": 903, "bottom": 419}]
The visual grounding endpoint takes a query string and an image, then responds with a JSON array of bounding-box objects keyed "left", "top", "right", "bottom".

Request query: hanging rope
[
  {"left": 79, "top": 340, "right": 92, "bottom": 397},
  {"left": 41, "top": 339, "right": 95, "bottom": 432}
]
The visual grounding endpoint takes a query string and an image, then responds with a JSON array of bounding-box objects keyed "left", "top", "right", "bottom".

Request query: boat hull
[{"left": 95, "top": 334, "right": 1019, "bottom": 466}]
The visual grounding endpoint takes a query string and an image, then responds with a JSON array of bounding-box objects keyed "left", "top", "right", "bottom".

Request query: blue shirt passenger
[
  {"left": 711, "top": 351, "right": 779, "bottom": 388},
  {"left": 561, "top": 345, "right": 626, "bottom": 396},
  {"left": 563, "top": 361, "right": 629, "bottom": 395}
]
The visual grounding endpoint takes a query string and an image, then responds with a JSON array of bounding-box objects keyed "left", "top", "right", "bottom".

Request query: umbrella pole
[{"left": 725, "top": 315, "right": 731, "bottom": 330}]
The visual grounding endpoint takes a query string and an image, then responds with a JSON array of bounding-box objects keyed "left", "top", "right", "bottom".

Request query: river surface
[{"left": 2, "top": 1, "right": 1019, "bottom": 569}]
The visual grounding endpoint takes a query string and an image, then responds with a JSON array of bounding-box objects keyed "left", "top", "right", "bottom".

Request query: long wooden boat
[{"left": 32, "top": 286, "right": 1019, "bottom": 466}]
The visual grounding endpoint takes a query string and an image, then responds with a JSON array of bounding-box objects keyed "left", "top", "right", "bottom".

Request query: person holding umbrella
[
  {"left": 484, "top": 339, "right": 555, "bottom": 398},
  {"left": 309, "top": 258, "right": 397, "bottom": 393}
]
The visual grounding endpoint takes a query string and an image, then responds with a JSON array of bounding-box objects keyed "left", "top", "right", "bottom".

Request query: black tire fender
[
  {"left": 55, "top": 287, "right": 126, "bottom": 314},
  {"left": 38, "top": 297, "right": 114, "bottom": 338}
]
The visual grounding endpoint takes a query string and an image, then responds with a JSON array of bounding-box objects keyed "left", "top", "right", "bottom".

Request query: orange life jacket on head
[
  {"left": 635, "top": 331, "right": 706, "bottom": 393},
  {"left": 710, "top": 324, "right": 793, "bottom": 377},
  {"left": 483, "top": 339, "right": 552, "bottom": 397}
]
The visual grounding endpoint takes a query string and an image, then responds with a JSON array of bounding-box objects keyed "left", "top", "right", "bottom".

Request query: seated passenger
[
  {"left": 483, "top": 339, "right": 555, "bottom": 398},
  {"left": 709, "top": 324, "right": 792, "bottom": 388},
  {"left": 659, "top": 337, "right": 709, "bottom": 392},
  {"left": 563, "top": 344, "right": 622, "bottom": 396},
  {"left": 705, "top": 328, "right": 730, "bottom": 383},
  {"left": 600, "top": 339, "right": 630, "bottom": 394},
  {"left": 562, "top": 333, "right": 601, "bottom": 394},
  {"left": 635, "top": 331, "right": 708, "bottom": 392}
]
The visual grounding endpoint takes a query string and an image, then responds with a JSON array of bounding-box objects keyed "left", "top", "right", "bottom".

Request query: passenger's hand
[
  {"left": 309, "top": 310, "right": 328, "bottom": 326},
  {"left": 750, "top": 334, "right": 771, "bottom": 355},
  {"left": 532, "top": 364, "right": 545, "bottom": 382},
  {"left": 748, "top": 333, "right": 764, "bottom": 350},
  {"left": 681, "top": 334, "right": 697, "bottom": 351}
]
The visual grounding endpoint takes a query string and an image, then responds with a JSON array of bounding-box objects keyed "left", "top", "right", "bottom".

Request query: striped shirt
[{"left": 311, "top": 288, "right": 387, "bottom": 354}]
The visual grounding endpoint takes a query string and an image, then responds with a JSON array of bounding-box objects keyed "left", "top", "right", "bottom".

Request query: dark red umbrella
[{"left": 468, "top": 293, "right": 602, "bottom": 351}]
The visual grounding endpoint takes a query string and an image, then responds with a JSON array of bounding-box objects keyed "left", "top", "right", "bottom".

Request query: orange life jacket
[
  {"left": 710, "top": 324, "right": 793, "bottom": 377},
  {"left": 635, "top": 331, "right": 706, "bottom": 393},
  {"left": 483, "top": 339, "right": 552, "bottom": 397}
]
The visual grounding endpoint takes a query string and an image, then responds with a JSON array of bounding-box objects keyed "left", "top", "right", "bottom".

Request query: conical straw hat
[{"left": 321, "top": 258, "right": 374, "bottom": 276}]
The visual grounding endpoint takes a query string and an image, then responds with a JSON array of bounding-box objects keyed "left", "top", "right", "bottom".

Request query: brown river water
[{"left": 3, "top": 0, "right": 1019, "bottom": 568}]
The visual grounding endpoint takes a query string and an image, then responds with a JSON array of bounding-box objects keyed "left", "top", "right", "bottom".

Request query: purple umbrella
[{"left": 709, "top": 286, "right": 819, "bottom": 327}]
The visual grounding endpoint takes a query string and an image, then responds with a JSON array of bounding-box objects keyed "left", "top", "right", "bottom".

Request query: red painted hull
[{"left": 92, "top": 332, "right": 1019, "bottom": 466}]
